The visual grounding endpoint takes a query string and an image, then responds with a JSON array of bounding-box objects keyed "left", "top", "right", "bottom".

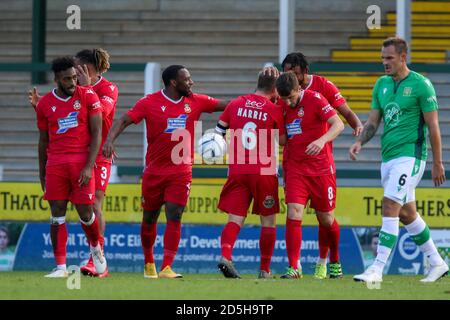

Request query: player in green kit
[{"left": 349, "top": 37, "right": 448, "bottom": 283}]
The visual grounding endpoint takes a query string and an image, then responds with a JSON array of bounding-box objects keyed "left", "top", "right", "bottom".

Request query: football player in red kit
[
  {"left": 215, "top": 72, "right": 286, "bottom": 279},
  {"left": 35, "top": 56, "right": 106, "bottom": 278},
  {"left": 276, "top": 72, "right": 344, "bottom": 279},
  {"left": 103, "top": 65, "right": 228, "bottom": 279}
]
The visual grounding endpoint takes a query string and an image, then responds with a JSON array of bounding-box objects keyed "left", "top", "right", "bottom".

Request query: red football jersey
[
  {"left": 220, "top": 94, "right": 285, "bottom": 176},
  {"left": 284, "top": 90, "right": 336, "bottom": 176},
  {"left": 36, "top": 86, "right": 102, "bottom": 166},
  {"left": 305, "top": 74, "right": 346, "bottom": 108},
  {"left": 92, "top": 76, "right": 118, "bottom": 163},
  {"left": 127, "top": 90, "right": 219, "bottom": 175},
  {"left": 279, "top": 74, "right": 346, "bottom": 168}
]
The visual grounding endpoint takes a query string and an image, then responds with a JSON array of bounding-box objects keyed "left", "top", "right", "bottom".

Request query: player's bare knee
[
  {"left": 287, "top": 203, "right": 303, "bottom": 221},
  {"left": 316, "top": 212, "right": 334, "bottom": 227},
  {"left": 382, "top": 197, "right": 402, "bottom": 217}
]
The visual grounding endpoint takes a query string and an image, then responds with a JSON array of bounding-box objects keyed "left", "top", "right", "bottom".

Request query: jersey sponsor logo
[
  {"left": 184, "top": 103, "right": 192, "bottom": 113},
  {"left": 73, "top": 100, "right": 81, "bottom": 110},
  {"left": 384, "top": 102, "right": 402, "bottom": 128},
  {"left": 403, "top": 87, "right": 412, "bottom": 96},
  {"left": 56, "top": 111, "right": 79, "bottom": 134},
  {"left": 245, "top": 99, "right": 265, "bottom": 109},
  {"left": 286, "top": 119, "right": 302, "bottom": 138},
  {"left": 297, "top": 107, "right": 304, "bottom": 117},
  {"left": 263, "top": 195, "right": 275, "bottom": 209},
  {"left": 51, "top": 106, "right": 57, "bottom": 112},
  {"left": 161, "top": 105, "right": 166, "bottom": 112},
  {"left": 164, "top": 114, "right": 188, "bottom": 133}
]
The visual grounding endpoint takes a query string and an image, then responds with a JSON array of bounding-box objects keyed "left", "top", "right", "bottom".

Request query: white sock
[
  {"left": 373, "top": 217, "right": 399, "bottom": 273},
  {"left": 405, "top": 214, "right": 444, "bottom": 267}
]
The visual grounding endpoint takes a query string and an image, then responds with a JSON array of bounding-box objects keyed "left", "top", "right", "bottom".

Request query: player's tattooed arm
[{"left": 349, "top": 109, "right": 381, "bottom": 160}]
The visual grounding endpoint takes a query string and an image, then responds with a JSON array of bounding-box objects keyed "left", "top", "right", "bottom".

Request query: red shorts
[
  {"left": 44, "top": 162, "right": 95, "bottom": 205},
  {"left": 218, "top": 174, "right": 279, "bottom": 216},
  {"left": 141, "top": 171, "right": 192, "bottom": 211},
  {"left": 285, "top": 171, "right": 336, "bottom": 212},
  {"left": 95, "top": 161, "right": 112, "bottom": 192}
]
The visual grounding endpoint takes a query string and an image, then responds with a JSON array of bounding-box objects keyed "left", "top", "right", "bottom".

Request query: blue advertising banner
[{"left": 11, "top": 223, "right": 447, "bottom": 275}]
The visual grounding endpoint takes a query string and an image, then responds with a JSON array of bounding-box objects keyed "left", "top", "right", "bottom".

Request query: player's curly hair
[
  {"left": 281, "top": 52, "right": 309, "bottom": 73},
  {"left": 275, "top": 72, "right": 299, "bottom": 97},
  {"left": 75, "top": 48, "right": 111, "bottom": 74},
  {"left": 51, "top": 56, "right": 75, "bottom": 75}
]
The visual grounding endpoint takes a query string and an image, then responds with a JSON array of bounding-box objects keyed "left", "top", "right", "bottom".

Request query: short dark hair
[
  {"left": 162, "top": 65, "right": 185, "bottom": 87},
  {"left": 51, "top": 56, "right": 75, "bottom": 75},
  {"left": 276, "top": 72, "right": 299, "bottom": 97},
  {"left": 256, "top": 72, "right": 277, "bottom": 93},
  {"left": 383, "top": 37, "right": 408, "bottom": 55},
  {"left": 281, "top": 52, "right": 309, "bottom": 72}
]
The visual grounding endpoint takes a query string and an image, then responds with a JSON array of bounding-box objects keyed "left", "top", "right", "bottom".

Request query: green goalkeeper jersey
[{"left": 371, "top": 70, "right": 438, "bottom": 162}]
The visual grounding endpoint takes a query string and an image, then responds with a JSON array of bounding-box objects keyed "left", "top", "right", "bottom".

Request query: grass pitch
[{"left": 0, "top": 272, "right": 449, "bottom": 300}]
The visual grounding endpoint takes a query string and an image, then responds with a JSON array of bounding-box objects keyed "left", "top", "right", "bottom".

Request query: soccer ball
[{"left": 197, "top": 132, "right": 227, "bottom": 163}]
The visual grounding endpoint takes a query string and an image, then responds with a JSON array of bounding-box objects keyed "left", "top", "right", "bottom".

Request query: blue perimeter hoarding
[{"left": 8, "top": 223, "right": 442, "bottom": 276}]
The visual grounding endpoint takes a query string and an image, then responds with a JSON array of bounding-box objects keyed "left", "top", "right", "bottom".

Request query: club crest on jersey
[
  {"left": 164, "top": 114, "right": 188, "bottom": 133},
  {"left": 73, "top": 100, "right": 81, "bottom": 110},
  {"left": 286, "top": 119, "right": 302, "bottom": 139},
  {"left": 297, "top": 107, "right": 304, "bottom": 117},
  {"left": 403, "top": 87, "right": 412, "bottom": 96},
  {"left": 56, "top": 112, "right": 79, "bottom": 134},
  {"left": 263, "top": 196, "right": 275, "bottom": 209},
  {"left": 184, "top": 103, "right": 191, "bottom": 113}
]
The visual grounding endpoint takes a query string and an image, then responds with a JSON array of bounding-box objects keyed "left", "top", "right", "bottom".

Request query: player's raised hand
[
  {"left": 102, "top": 140, "right": 115, "bottom": 159},
  {"left": 432, "top": 162, "right": 446, "bottom": 187},
  {"left": 353, "top": 125, "right": 363, "bottom": 137},
  {"left": 76, "top": 64, "right": 91, "bottom": 86},
  {"left": 306, "top": 139, "right": 325, "bottom": 156},
  {"left": 78, "top": 166, "right": 92, "bottom": 187},
  {"left": 349, "top": 141, "right": 362, "bottom": 161},
  {"left": 28, "top": 87, "right": 41, "bottom": 110},
  {"left": 261, "top": 66, "right": 280, "bottom": 78}
]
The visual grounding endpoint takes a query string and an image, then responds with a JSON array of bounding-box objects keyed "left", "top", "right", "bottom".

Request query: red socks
[
  {"left": 318, "top": 218, "right": 340, "bottom": 263},
  {"left": 141, "top": 221, "right": 157, "bottom": 264},
  {"left": 220, "top": 221, "right": 241, "bottom": 260},
  {"left": 161, "top": 220, "right": 181, "bottom": 270},
  {"left": 260, "top": 227, "right": 276, "bottom": 273},
  {"left": 50, "top": 223, "right": 68, "bottom": 265},
  {"left": 318, "top": 223, "right": 330, "bottom": 259},
  {"left": 81, "top": 215, "right": 100, "bottom": 247},
  {"left": 328, "top": 219, "right": 340, "bottom": 263},
  {"left": 286, "top": 218, "right": 302, "bottom": 269}
]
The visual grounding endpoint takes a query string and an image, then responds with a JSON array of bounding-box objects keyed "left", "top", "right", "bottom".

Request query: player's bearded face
[
  {"left": 176, "top": 68, "right": 194, "bottom": 97},
  {"left": 56, "top": 68, "right": 77, "bottom": 96}
]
